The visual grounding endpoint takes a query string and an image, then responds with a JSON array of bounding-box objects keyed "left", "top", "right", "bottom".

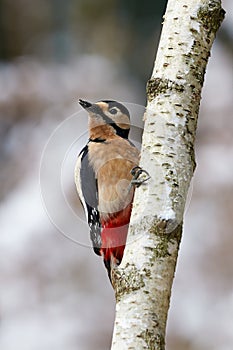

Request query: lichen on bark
[
  {"left": 197, "top": 1, "right": 225, "bottom": 34},
  {"left": 146, "top": 78, "right": 185, "bottom": 102}
]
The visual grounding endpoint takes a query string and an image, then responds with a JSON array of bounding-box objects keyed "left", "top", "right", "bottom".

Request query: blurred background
[{"left": 0, "top": 0, "right": 233, "bottom": 349}]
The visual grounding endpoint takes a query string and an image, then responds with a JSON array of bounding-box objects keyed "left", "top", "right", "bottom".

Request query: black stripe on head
[
  {"left": 101, "top": 100, "right": 130, "bottom": 119},
  {"left": 97, "top": 100, "right": 130, "bottom": 138},
  {"left": 99, "top": 112, "right": 130, "bottom": 138}
]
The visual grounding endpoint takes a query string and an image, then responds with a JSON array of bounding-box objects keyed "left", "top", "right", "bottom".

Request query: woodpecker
[{"left": 75, "top": 99, "right": 148, "bottom": 282}]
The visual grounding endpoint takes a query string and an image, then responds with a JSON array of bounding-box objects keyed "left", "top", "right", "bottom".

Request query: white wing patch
[{"left": 74, "top": 149, "right": 88, "bottom": 220}]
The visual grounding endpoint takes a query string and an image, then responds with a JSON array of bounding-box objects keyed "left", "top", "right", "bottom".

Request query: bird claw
[{"left": 130, "top": 166, "right": 150, "bottom": 187}]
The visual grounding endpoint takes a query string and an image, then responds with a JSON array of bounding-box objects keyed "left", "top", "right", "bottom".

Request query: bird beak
[{"left": 79, "top": 99, "right": 93, "bottom": 110}]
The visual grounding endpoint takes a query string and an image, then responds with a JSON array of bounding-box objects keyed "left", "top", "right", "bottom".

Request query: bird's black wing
[{"left": 78, "top": 145, "right": 102, "bottom": 255}]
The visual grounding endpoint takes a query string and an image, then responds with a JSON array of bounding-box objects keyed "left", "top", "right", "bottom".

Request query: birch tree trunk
[{"left": 111, "top": 0, "right": 225, "bottom": 349}]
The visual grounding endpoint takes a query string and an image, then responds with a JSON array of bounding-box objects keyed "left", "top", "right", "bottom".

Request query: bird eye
[{"left": 109, "top": 108, "right": 117, "bottom": 115}]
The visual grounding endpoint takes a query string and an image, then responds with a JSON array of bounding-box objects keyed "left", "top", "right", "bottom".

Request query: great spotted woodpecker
[{"left": 75, "top": 99, "right": 148, "bottom": 282}]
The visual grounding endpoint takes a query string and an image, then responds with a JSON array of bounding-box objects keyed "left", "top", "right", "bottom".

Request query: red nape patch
[{"left": 100, "top": 204, "right": 132, "bottom": 266}]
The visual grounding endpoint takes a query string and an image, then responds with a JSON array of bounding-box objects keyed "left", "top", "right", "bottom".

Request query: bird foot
[{"left": 130, "top": 166, "right": 150, "bottom": 187}]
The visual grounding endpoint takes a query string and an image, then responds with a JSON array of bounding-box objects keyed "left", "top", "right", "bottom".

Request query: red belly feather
[{"left": 100, "top": 203, "right": 132, "bottom": 267}]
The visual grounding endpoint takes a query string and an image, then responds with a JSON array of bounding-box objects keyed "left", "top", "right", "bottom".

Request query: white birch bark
[{"left": 111, "top": 0, "right": 225, "bottom": 349}]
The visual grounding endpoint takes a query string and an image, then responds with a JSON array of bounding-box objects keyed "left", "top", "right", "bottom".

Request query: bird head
[{"left": 79, "top": 99, "right": 130, "bottom": 139}]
